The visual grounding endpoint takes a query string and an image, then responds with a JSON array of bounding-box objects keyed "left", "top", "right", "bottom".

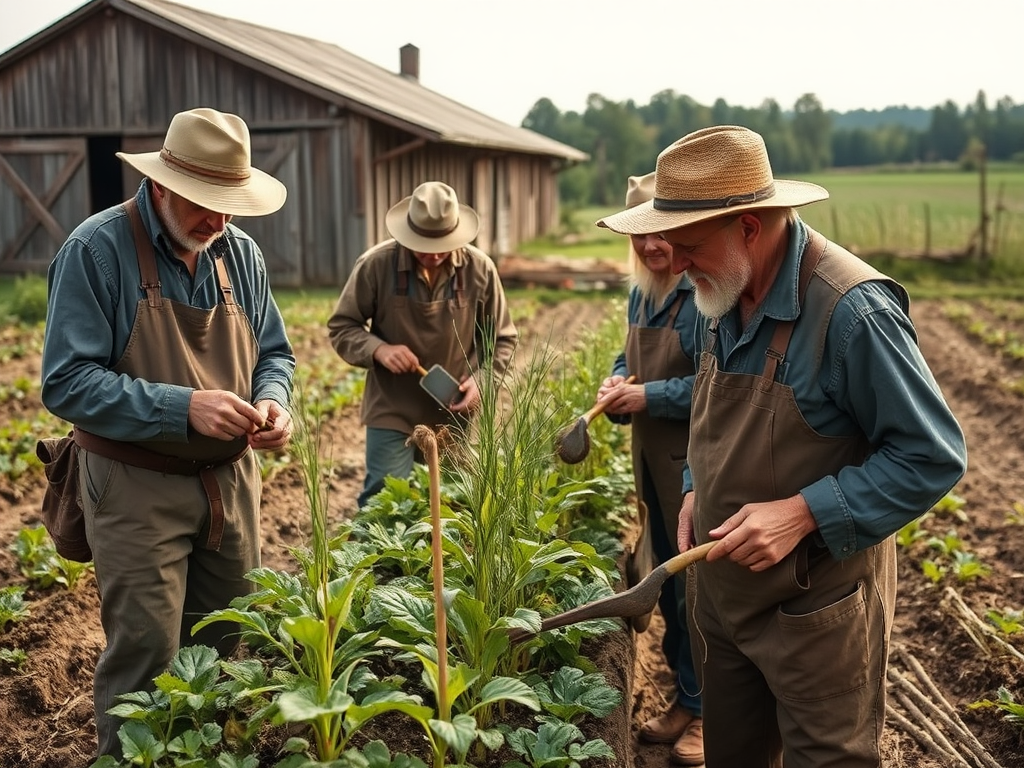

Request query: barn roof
[{"left": 0, "top": 0, "right": 588, "bottom": 162}]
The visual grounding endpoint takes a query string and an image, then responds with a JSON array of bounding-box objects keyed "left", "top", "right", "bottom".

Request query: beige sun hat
[
  {"left": 598, "top": 125, "right": 828, "bottom": 235},
  {"left": 385, "top": 181, "right": 480, "bottom": 253},
  {"left": 625, "top": 172, "right": 655, "bottom": 208},
  {"left": 116, "top": 107, "right": 287, "bottom": 216}
]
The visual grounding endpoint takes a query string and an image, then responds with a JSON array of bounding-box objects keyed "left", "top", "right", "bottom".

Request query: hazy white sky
[{"left": 2, "top": 0, "right": 1022, "bottom": 126}]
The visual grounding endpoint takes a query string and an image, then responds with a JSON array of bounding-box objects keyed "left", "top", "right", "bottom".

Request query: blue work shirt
[
  {"left": 683, "top": 218, "right": 967, "bottom": 558},
  {"left": 41, "top": 181, "right": 295, "bottom": 442},
  {"left": 610, "top": 277, "right": 699, "bottom": 422}
]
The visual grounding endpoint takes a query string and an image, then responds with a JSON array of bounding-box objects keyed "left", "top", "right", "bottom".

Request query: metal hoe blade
[
  {"left": 555, "top": 417, "right": 590, "bottom": 464},
  {"left": 508, "top": 541, "right": 715, "bottom": 644},
  {"left": 555, "top": 374, "right": 637, "bottom": 464}
]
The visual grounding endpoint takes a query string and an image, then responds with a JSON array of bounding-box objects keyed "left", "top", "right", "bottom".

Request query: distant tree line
[{"left": 523, "top": 90, "right": 1024, "bottom": 207}]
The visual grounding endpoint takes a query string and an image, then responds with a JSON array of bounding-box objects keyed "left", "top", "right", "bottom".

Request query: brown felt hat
[
  {"left": 117, "top": 108, "right": 287, "bottom": 216},
  {"left": 385, "top": 181, "right": 480, "bottom": 253},
  {"left": 598, "top": 125, "right": 828, "bottom": 235}
]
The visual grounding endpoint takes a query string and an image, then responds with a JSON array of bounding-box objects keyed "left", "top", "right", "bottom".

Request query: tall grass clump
[{"left": 444, "top": 330, "right": 573, "bottom": 626}]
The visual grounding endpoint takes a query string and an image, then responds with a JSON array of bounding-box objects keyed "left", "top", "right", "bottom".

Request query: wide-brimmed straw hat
[
  {"left": 385, "top": 181, "right": 480, "bottom": 253},
  {"left": 598, "top": 125, "right": 828, "bottom": 235},
  {"left": 117, "top": 108, "right": 287, "bottom": 216}
]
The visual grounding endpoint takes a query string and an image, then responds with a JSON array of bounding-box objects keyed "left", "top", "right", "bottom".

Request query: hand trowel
[{"left": 416, "top": 364, "right": 464, "bottom": 410}]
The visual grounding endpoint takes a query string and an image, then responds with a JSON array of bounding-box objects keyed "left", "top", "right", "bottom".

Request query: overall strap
[
  {"left": 394, "top": 244, "right": 409, "bottom": 296},
  {"left": 214, "top": 257, "right": 236, "bottom": 306},
  {"left": 664, "top": 289, "right": 686, "bottom": 327},
  {"left": 760, "top": 229, "right": 828, "bottom": 386},
  {"left": 123, "top": 198, "right": 162, "bottom": 308},
  {"left": 450, "top": 252, "right": 465, "bottom": 303}
]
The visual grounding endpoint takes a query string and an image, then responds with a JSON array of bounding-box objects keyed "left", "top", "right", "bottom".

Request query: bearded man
[
  {"left": 40, "top": 108, "right": 295, "bottom": 760},
  {"left": 598, "top": 125, "right": 967, "bottom": 768}
]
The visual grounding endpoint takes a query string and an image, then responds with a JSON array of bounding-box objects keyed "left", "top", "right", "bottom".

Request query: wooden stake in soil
[{"left": 409, "top": 425, "right": 449, "bottom": 719}]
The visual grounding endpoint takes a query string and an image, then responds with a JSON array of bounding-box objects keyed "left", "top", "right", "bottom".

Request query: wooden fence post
[{"left": 978, "top": 145, "right": 989, "bottom": 265}]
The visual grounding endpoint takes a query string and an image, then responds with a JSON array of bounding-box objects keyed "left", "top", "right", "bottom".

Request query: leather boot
[
  {"left": 639, "top": 703, "right": 695, "bottom": 744},
  {"left": 670, "top": 717, "right": 704, "bottom": 766}
]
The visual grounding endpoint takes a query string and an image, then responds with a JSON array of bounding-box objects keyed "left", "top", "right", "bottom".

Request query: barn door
[
  {"left": 0, "top": 138, "right": 89, "bottom": 272},
  {"left": 234, "top": 133, "right": 301, "bottom": 286},
  {"left": 121, "top": 132, "right": 303, "bottom": 286}
]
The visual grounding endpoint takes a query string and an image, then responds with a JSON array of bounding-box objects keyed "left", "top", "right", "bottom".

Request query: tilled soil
[{"left": 0, "top": 296, "right": 1022, "bottom": 768}]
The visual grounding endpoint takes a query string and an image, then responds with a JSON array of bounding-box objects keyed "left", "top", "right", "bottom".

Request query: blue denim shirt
[
  {"left": 683, "top": 218, "right": 967, "bottom": 557},
  {"left": 41, "top": 181, "right": 294, "bottom": 442},
  {"left": 610, "top": 277, "right": 698, "bottom": 422}
]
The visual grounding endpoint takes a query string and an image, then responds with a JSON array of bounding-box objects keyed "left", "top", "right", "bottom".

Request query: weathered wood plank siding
[{"left": 0, "top": 0, "right": 573, "bottom": 285}]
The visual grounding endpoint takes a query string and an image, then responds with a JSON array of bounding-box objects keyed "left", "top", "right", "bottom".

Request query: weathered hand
[
  {"left": 373, "top": 343, "right": 420, "bottom": 374},
  {"left": 705, "top": 494, "right": 818, "bottom": 572},
  {"left": 448, "top": 374, "right": 480, "bottom": 414},
  {"left": 188, "top": 390, "right": 264, "bottom": 440},
  {"left": 601, "top": 383, "right": 646, "bottom": 415},
  {"left": 249, "top": 400, "right": 293, "bottom": 450},
  {"left": 596, "top": 374, "right": 626, "bottom": 401}
]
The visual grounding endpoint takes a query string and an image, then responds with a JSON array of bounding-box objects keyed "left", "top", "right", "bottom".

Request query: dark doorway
[{"left": 87, "top": 135, "right": 123, "bottom": 214}]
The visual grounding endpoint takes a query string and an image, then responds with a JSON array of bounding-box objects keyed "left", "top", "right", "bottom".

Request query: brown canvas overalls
[
  {"left": 625, "top": 290, "right": 700, "bottom": 709},
  {"left": 360, "top": 248, "right": 478, "bottom": 434},
  {"left": 80, "top": 200, "right": 263, "bottom": 755},
  {"left": 688, "top": 233, "right": 900, "bottom": 767}
]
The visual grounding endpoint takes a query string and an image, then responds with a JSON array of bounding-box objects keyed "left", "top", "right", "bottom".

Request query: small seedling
[
  {"left": 969, "top": 686, "right": 1024, "bottom": 731},
  {"left": 986, "top": 607, "right": 1024, "bottom": 636},
  {"left": 0, "top": 585, "right": 30, "bottom": 631},
  {"left": 0, "top": 647, "right": 28, "bottom": 672}
]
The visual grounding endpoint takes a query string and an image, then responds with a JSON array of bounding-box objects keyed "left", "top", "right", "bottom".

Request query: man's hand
[
  {"left": 448, "top": 374, "right": 480, "bottom": 414},
  {"left": 373, "top": 343, "right": 420, "bottom": 374},
  {"left": 597, "top": 374, "right": 626, "bottom": 401},
  {"left": 188, "top": 390, "right": 264, "bottom": 440},
  {"left": 249, "top": 399, "right": 293, "bottom": 450},
  {"left": 600, "top": 382, "right": 646, "bottom": 415},
  {"left": 706, "top": 494, "right": 818, "bottom": 572}
]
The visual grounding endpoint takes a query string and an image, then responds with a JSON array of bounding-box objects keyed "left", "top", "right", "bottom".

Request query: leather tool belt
[{"left": 73, "top": 427, "right": 249, "bottom": 550}]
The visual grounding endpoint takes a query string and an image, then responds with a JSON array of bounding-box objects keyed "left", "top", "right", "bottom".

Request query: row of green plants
[
  {"left": 89, "top": 311, "right": 637, "bottom": 767},
  {"left": 895, "top": 492, "right": 1024, "bottom": 732},
  {"left": 1, "top": 525, "right": 95, "bottom": 672},
  {"left": 942, "top": 301, "right": 1024, "bottom": 362}
]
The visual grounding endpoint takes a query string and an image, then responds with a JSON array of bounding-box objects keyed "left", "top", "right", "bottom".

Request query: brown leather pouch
[{"left": 35, "top": 433, "right": 92, "bottom": 562}]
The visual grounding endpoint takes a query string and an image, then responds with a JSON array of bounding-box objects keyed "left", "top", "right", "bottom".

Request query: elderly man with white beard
[{"left": 597, "top": 125, "right": 967, "bottom": 768}]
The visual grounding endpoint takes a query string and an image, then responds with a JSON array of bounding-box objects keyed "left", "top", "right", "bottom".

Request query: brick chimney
[{"left": 399, "top": 43, "right": 419, "bottom": 81}]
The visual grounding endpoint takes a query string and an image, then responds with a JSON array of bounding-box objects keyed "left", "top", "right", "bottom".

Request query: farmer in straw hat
[
  {"left": 599, "top": 125, "right": 967, "bottom": 767},
  {"left": 596, "top": 172, "right": 704, "bottom": 764},
  {"left": 40, "top": 107, "right": 295, "bottom": 759},
  {"left": 327, "top": 181, "right": 517, "bottom": 507}
]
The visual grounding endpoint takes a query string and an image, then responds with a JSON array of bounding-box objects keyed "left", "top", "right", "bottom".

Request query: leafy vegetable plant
[{"left": 501, "top": 718, "right": 615, "bottom": 768}]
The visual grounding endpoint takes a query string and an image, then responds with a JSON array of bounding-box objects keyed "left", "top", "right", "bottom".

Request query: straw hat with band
[
  {"left": 598, "top": 125, "right": 828, "bottom": 235},
  {"left": 117, "top": 107, "right": 287, "bottom": 217},
  {"left": 385, "top": 181, "right": 480, "bottom": 254}
]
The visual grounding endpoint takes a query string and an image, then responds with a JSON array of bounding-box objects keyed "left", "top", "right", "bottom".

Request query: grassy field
[
  {"left": 796, "top": 164, "right": 1024, "bottom": 258},
  {"left": 5, "top": 165, "right": 1024, "bottom": 315},
  {"left": 520, "top": 164, "right": 1024, "bottom": 274}
]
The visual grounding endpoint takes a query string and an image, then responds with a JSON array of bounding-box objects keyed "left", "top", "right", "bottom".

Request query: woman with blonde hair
[{"left": 596, "top": 173, "right": 703, "bottom": 765}]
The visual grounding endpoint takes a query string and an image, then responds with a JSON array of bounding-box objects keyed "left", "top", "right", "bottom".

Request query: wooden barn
[{"left": 0, "top": 0, "right": 587, "bottom": 286}]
